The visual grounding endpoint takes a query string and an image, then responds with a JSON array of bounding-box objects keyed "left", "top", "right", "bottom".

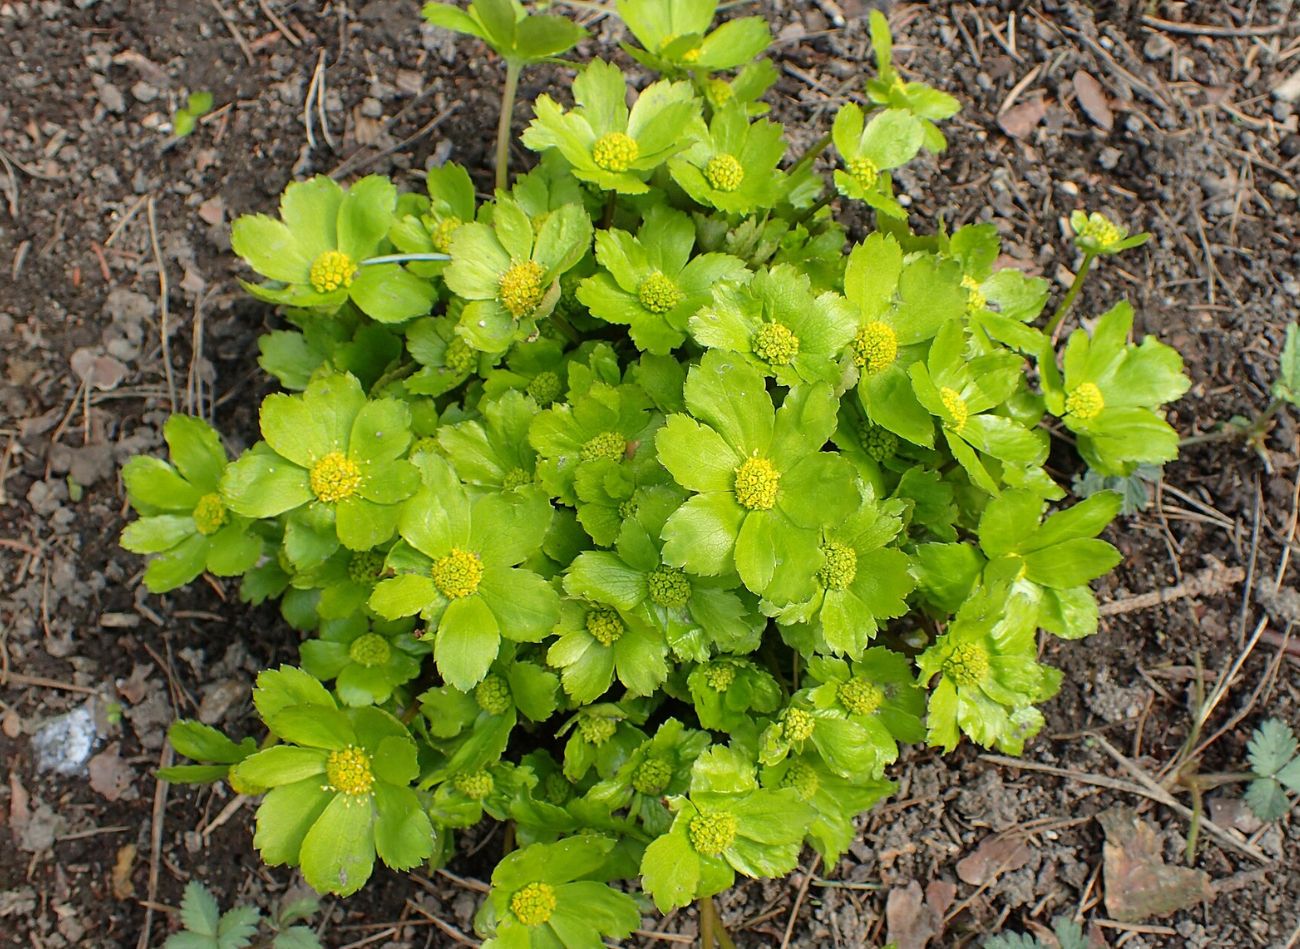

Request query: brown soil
[{"left": 2, "top": 1, "right": 1298, "bottom": 947}]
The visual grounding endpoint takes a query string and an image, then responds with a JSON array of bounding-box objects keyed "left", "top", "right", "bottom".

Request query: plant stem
[
  {"left": 550, "top": 311, "right": 582, "bottom": 345},
  {"left": 1179, "top": 398, "right": 1283, "bottom": 447},
  {"left": 601, "top": 190, "right": 617, "bottom": 229},
  {"left": 495, "top": 61, "right": 522, "bottom": 193},
  {"left": 697, "top": 897, "right": 735, "bottom": 949},
  {"left": 790, "top": 131, "right": 832, "bottom": 176},
  {"left": 1045, "top": 251, "right": 1095, "bottom": 338},
  {"left": 794, "top": 187, "right": 835, "bottom": 225}
]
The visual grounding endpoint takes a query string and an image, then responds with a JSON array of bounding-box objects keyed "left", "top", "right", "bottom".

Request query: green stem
[
  {"left": 495, "top": 61, "right": 522, "bottom": 193},
  {"left": 550, "top": 311, "right": 582, "bottom": 346},
  {"left": 794, "top": 188, "right": 835, "bottom": 225},
  {"left": 1179, "top": 398, "right": 1283, "bottom": 447},
  {"left": 698, "top": 897, "right": 735, "bottom": 949},
  {"left": 601, "top": 189, "right": 617, "bottom": 229},
  {"left": 790, "top": 131, "right": 832, "bottom": 176},
  {"left": 1045, "top": 251, "right": 1095, "bottom": 338}
]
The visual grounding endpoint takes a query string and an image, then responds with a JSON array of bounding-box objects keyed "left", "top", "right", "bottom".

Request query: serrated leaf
[
  {"left": 178, "top": 881, "right": 222, "bottom": 937},
  {"left": 1247, "top": 718, "right": 1297, "bottom": 777},
  {"left": 1273, "top": 322, "right": 1300, "bottom": 407},
  {"left": 1245, "top": 776, "right": 1290, "bottom": 821},
  {"left": 216, "top": 906, "right": 260, "bottom": 949}
]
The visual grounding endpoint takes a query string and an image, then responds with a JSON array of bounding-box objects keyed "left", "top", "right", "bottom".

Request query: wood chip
[
  {"left": 885, "top": 881, "right": 943, "bottom": 949},
  {"left": 1099, "top": 806, "right": 1214, "bottom": 922},
  {"left": 956, "top": 834, "right": 1033, "bottom": 886},
  {"left": 111, "top": 843, "right": 137, "bottom": 900},
  {"left": 997, "top": 94, "right": 1048, "bottom": 139},
  {"left": 1073, "top": 70, "right": 1114, "bottom": 131}
]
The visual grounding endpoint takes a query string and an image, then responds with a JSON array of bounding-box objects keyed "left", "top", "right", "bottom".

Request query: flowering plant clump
[{"left": 123, "top": 3, "right": 1190, "bottom": 937}]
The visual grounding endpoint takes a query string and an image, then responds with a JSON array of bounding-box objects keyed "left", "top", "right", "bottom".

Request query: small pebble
[
  {"left": 1098, "top": 146, "right": 1122, "bottom": 170},
  {"left": 130, "top": 80, "right": 157, "bottom": 103}
]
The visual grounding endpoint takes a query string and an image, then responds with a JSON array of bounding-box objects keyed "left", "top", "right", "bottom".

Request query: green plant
[
  {"left": 984, "top": 915, "right": 1088, "bottom": 949},
  {"left": 173, "top": 91, "right": 214, "bottom": 138},
  {"left": 1244, "top": 717, "right": 1300, "bottom": 821},
  {"left": 123, "top": 1, "right": 1191, "bottom": 940},
  {"left": 164, "top": 881, "right": 322, "bottom": 949}
]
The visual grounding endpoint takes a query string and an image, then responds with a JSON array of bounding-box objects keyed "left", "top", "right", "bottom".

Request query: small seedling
[
  {"left": 1244, "top": 717, "right": 1300, "bottom": 821},
  {"left": 985, "top": 915, "right": 1088, "bottom": 949},
  {"left": 173, "top": 91, "right": 214, "bottom": 138},
  {"left": 164, "top": 881, "right": 322, "bottom": 949}
]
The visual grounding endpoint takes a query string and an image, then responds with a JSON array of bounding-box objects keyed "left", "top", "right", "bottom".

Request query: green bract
[{"left": 121, "top": 1, "right": 1191, "bottom": 932}]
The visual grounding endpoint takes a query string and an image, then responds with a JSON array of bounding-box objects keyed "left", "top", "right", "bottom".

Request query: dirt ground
[{"left": 2, "top": 0, "right": 1299, "bottom": 946}]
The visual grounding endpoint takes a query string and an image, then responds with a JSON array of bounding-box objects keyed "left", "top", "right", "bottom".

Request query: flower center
[
  {"left": 781, "top": 760, "right": 820, "bottom": 801},
  {"left": 498, "top": 259, "right": 546, "bottom": 318},
  {"left": 192, "top": 493, "right": 227, "bottom": 536},
  {"left": 782, "top": 708, "right": 816, "bottom": 742},
  {"left": 591, "top": 132, "right": 639, "bottom": 172},
  {"left": 961, "top": 274, "right": 987, "bottom": 312},
  {"left": 618, "top": 497, "right": 638, "bottom": 519},
  {"left": 752, "top": 322, "right": 800, "bottom": 366},
  {"left": 708, "top": 78, "right": 733, "bottom": 105},
  {"left": 637, "top": 271, "right": 684, "bottom": 314},
  {"left": 940, "top": 387, "right": 968, "bottom": 432},
  {"left": 681, "top": 46, "right": 701, "bottom": 63},
  {"left": 851, "top": 321, "right": 898, "bottom": 375},
  {"left": 705, "top": 153, "right": 745, "bottom": 192},
  {"left": 1080, "top": 212, "right": 1123, "bottom": 248},
  {"left": 309, "top": 250, "right": 357, "bottom": 294},
  {"left": 453, "top": 769, "right": 494, "bottom": 800},
  {"left": 525, "top": 370, "right": 562, "bottom": 406},
  {"left": 702, "top": 663, "right": 735, "bottom": 691},
  {"left": 837, "top": 677, "right": 884, "bottom": 716},
  {"left": 734, "top": 456, "right": 780, "bottom": 511},
  {"left": 431, "top": 547, "right": 483, "bottom": 599},
  {"left": 647, "top": 565, "right": 691, "bottom": 608},
  {"left": 688, "top": 811, "right": 738, "bottom": 856},
  {"left": 1065, "top": 382, "right": 1105, "bottom": 421},
  {"left": 444, "top": 336, "right": 476, "bottom": 375},
  {"left": 846, "top": 156, "right": 879, "bottom": 190},
  {"left": 943, "top": 641, "right": 990, "bottom": 688},
  {"left": 580, "top": 430, "right": 627, "bottom": 462},
  {"left": 817, "top": 541, "right": 857, "bottom": 590},
  {"left": 475, "top": 674, "right": 512, "bottom": 714},
  {"left": 310, "top": 451, "right": 362, "bottom": 503},
  {"left": 578, "top": 715, "right": 618, "bottom": 745},
  {"left": 585, "top": 607, "right": 625, "bottom": 646},
  {"left": 347, "top": 633, "right": 391, "bottom": 668},
  {"left": 432, "top": 215, "right": 463, "bottom": 253},
  {"left": 510, "top": 882, "right": 557, "bottom": 927},
  {"left": 325, "top": 745, "right": 374, "bottom": 796},
  {"left": 347, "top": 549, "right": 386, "bottom": 584},
  {"left": 632, "top": 757, "right": 673, "bottom": 796},
  {"left": 860, "top": 423, "right": 898, "bottom": 461},
  {"left": 502, "top": 467, "right": 532, "bottom": 490}
]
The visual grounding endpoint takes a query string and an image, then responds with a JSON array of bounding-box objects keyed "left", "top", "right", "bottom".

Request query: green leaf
[
  {"left": 235, "top": 747, "right": 327, "bottom": 788},
  {"left": 641, "top": 824, "right": 700, "bottom": 912},
  {"left": 1247, "top": 718, "right": 1298, "bottom": 777},
  {"left": 165, "top": 415, "right": 228, "bottom": 491},
  {"left": 299, "top": 792, "right": 377, "bottom": 896},
  {"left": 178, "top": 881, "right": 222, "bottom": 936},
  {"left": 231, "top": 214, "right": 311, "bottom": 285},
  {"left": 349, "top": 264, "right": 436, "bottom": 323},
  {"left": 221, "top": 448, "right": 312, "bottom": 518},
  {"left": 373, "top": 783, "right": 435, "bottom": 870},
  {"left": 168, "top": 721, "right": 255, "bottom": 765},
  {"left": 1273, "top": 322, "right": 1300, "bottom": 407},
  {"left": 435, "top": 596, "right": 501, "bottom": 689},
  {"left": 1245, "top": 776, "right": 1290, "bottom": 822},
  {"left": 216, "top": 906, "right": 260, "bottom": 948},
  {"left": 514, "top": 14, "right": 587, "bottom": 62},
  {"left": 253, "top": 665, "right": 335, "bottom": 723}
]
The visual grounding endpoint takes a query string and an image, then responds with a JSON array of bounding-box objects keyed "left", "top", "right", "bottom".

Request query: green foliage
[
  {"left": 164, "top": 881, "right": 322, "bottom": 949},
  {"left": 1245, "top": 718, "right": 1300, "bottom": 821},
  {"left": 1274, "top": 321, "right": 1300, "bottom": 409},
  {"left": 125, "top": 0, "right": 1190, "bottom": 931},
  {"left": 423, "top": 0, "right": 586, "bottom": 66},
  {"left": 984, "top": 915, "right": 1088, "bottom": 949},
  {"left": 173, "top": 91, "right": 214, "bottom": 139}
]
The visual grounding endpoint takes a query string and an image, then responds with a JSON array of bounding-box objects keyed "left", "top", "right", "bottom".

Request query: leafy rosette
[
  {"left": 120, "top": 415, "right": 262, "bottom": 592},
  {"left": 831, "top": 105, "right": 924, "bottom": 217},
  {"left": 977, "top": 489, "right": 1123, "bottom": 641},
  {"left": 656, "top": 350, "right": 858, "bottom": 602},
  {"left": 803, "top": 650, "right": 926, "bottom": 774},
  {"left": 231, "top": 667, "right": 434, "bottom": 896},
  {"left": 918, "top": 583, "right": 1063, "bottom": 754},
  {"left": 686, "top": 659, "right": 782, "bottom": 733},
  {"left": 669, "top": 104, "right": 787, "bottom": 214},
  {"left": 909, "top": 321, "right": 1048, "bottom": 495},
  {"left": 547, "top": 595, "right": 669, "bottom": 703},
  {"left": 404, "top": 313, "right": 493, "bottom": 398},
  {"left": 585, "top": 718, "right": 710, "bottom": 836},
  {"left": 422, "top": 0, "right": 586, "bottom": 68},
  {"left": 221, "top": 373, "right": 420, "bottom": 557},
  {"left": 436, "top": 390, "right": 542, "bottom": 495},
  {"left": 476, "top": 837, "right": 640, "bottom": 949},
  {"left": 231, "top": 175, "right": 436, "bottom": 323},
  {"left": 481, "top": 336, "right": 570, "bottom": 407},
  {"left": 299, "top": 615, "right": 425, "bottom": 706},
  {"left": 444, "top": 194, "right": 592, "bottom": 354},
  {"left": 522, "top": 59, "right": 701, "bottom": 194},
  {"left": 760, "top": 752, "right": 894, "bottom": 863},
  {"left": 945, "top": 222, "right": 1051, "bottom": 355},
  {"left": 368, "top": 454, "right": 559, "bottom": 690},
  {"left": 1043, "top": 301, "right": 1190, "bottom": 475},
  {"left": 577, "top": 205, "right": 748, "bottom": 354},
  {"left": 640, "top": 746, "right": 814, "bottom": 912},
  {"left": 689, "top": 263, "right": 857, "bottom": 387},
  {"left": 771, "top": 492, "right": 915, "bottom": 657},
  {"left": 1069, "top": 210, "right": 1149, "bottom": 256},
  {"left": 863, "top": 10, "right": 960, "bottom": 153},
  {"left": 616, "top": 0, "right": 772, "bottom": 75},
  {"left": 559, "top": 703, "right": 647, "bottom": 783},
  {"left": 563, "top": 486, "right": 763, "bottom": 662},
  {"left": 844, "top": 233, "right": 966, "bottom": 447}
]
